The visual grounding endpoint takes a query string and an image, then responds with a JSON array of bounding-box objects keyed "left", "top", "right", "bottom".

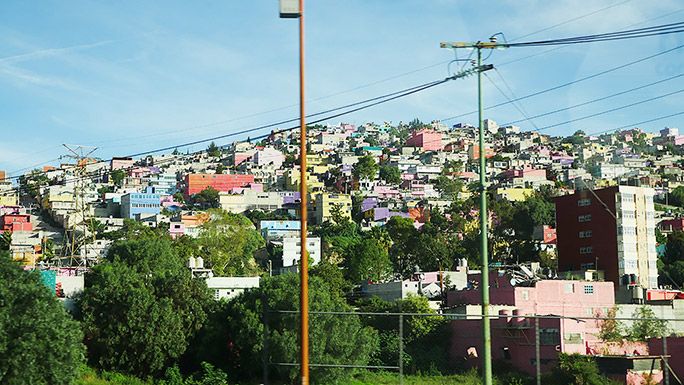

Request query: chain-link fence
[{"left": 260, "top": 309, "right": 682, "bottom": 385}]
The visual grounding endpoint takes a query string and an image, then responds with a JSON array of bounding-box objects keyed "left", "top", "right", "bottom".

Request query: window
[
  {"left": 564, "top": 333, "right": 582, "bottom": 344},
  {"left": 540, "top": 328, "right": 561, "bottom": 345},
  {"left": 622, "top": 193, "right": 635, "bottom": 203},
  {"left": 578, "top": 214, "right": 592, "bottom": 222},
  {"left": 579, "top": 230, "right": 592, "bottom": 238},
  {"left": 564, "top": 283, "right": 574, "bottom": 294},
  {"left": 622, "top": 211, "right": 636, "bottom": 219},
  {"left": 577, "top": 198, "right": 591, "bottom": 207},
  {"left": 584, "top": 285, "right": 594, "bottom": 294},
  {"left": 579, "top": 246, "right": 593, "bottom": 254},
  {"left": 620, "top": 226, "right": 636, "bottom": 236}
]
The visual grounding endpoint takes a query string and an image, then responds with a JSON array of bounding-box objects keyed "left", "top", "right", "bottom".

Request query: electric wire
[
  {"left": 440, "top": 43, "right": 684, "bottom": 122},
  {"left": 500, "top": 73, "right": 684, "bottom": 126},
  {"left": 0, "top": 68, "right": 483, "bottom": 193},
  {"left": 532, "top": 87, "right": 684, "bottom": 133}
]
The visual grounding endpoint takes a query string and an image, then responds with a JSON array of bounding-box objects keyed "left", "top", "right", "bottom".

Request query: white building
[
  {"left": 281, "top": 236, "right": 321, "bottom": 269},
  {"left": 615, "top": 186, "right": 658, "bottom": 289},
  {"left": 206, "top": 277, "right": 260, "bottom": 301},
  {"left": 219, "top": 190, "right": 285, "bottom": 213}
]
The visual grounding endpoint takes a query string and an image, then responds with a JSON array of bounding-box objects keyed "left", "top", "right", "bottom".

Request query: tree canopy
[
  {"left": 352, "top": 155, "right": 379, "bottom": 181},
  {"left": 0, "top": 256, "right": 85, "bottom": 385},
  {"left": 78, "top": 235, "right": 212, "bottom": 377},
  {"left": 200, "top": 273, "right": 378, "bottom": 384},
  {"left": 197, "top": 209, "right": 265, "bottom": 276},
  {"left": 378, "top": 164, "right": 401, "bottom": 185}
]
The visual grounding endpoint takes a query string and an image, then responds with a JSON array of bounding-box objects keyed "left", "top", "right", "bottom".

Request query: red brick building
[
  {"left": 1, "top": 213, "right": 32, "bottom": 232},
  {"left": 555, "top": 186, "right": 658, "bottom": 290},
  {"left": 184, "top": 173, "right": 255, "bottom": 196}
]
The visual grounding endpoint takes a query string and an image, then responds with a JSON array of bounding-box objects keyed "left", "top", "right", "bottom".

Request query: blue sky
[{"left": 1, "top": 0, "right": 683, "bottom": 174}]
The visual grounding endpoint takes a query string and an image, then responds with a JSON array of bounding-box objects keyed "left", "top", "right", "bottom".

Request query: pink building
[
  {"left": 110, "top": 157, "right": 134, "bottom": 171},
  {"left": 500, "top": 167, "right": 547, "bottom": 183},
  {"left": 373, "top": 185, "right": 401, "bottom": 199},
  {"left": 448, "top": 274, "right": 615, "bottom": 375},
  {"left": 168, "top": 222, "right": 185, "bottom": 239},
  {"left": 405, "top": 129, "right": 443, "bottom": 151}
]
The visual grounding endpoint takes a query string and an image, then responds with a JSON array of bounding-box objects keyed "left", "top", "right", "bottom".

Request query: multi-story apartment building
[
  {"left": 121, "top": 189, "right": 161, "bottom": 219},
  {"left": 555, "top": 186, "right": 658, "bottom": 290},
  {"left": 310, "top": 192, "right": 352, "bottom": 225}
]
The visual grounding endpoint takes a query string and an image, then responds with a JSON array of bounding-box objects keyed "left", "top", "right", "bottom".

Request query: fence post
[
  {"left": 399, "top": 313, "right": 404, "bottom": 385},
  {"left": 663, "top": 336, "right": 669, "bottom": 385},
  {"left": 262, "top": 297, "right": 269, "bottom": 385},
  {"left": 535, "top": 317, "right": 541, "bottom": 385}
]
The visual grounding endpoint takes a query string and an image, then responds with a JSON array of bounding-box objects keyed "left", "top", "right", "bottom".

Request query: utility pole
[
  {"left": 279, "top": 1, "right": 309, "bottom": 384},
  {"left": 440, "top": 39, "right": 499, "bottom": 385},
  {"left": 62, "top": 144, "right": 97, "bottom": 271}
]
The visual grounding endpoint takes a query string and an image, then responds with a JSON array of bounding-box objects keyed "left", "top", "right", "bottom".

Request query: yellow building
[
  {"left": 495, "top": 188, "right": 534, "bottom": 202},
  {"left": 284, "top": 168, "right": 324, "bottom": 191},
  {"left": 306, "top": 154, "right": 327, "bottom": 167},
  {"left": 0, "top": 194, "right": 18, "bottom": 206},
  {"left": 311, "top": 192, "right": 352, "bottom": 225}
]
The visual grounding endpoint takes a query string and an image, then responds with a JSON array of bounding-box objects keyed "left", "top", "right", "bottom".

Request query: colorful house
[{"left": 184, "top": 173, "right": 255, "bottom": 196}]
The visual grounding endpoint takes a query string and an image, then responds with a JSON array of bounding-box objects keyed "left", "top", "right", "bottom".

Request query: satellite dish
[{"left": 510, "top": 278, "right": 517, "bottom": 287}]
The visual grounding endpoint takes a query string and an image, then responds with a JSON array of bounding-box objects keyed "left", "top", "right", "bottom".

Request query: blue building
[
  {"left": 121, "top": 188, "right": 161, "bottom": 219},
  {"left": 259, "top": 220, "right": 300, "bottom": 241},
  {"left": 148, "top": 172, "right": 177, "bottom": 196}
]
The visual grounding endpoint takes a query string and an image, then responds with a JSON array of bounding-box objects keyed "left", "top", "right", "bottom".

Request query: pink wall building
[
  {"left": 448, "top": 274, "right": 615, "bottom": 375},
  {"left": 405, "top": 129, "right": 443, "bottom": 151}
]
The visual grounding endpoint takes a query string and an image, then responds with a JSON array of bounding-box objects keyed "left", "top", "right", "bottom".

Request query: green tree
[
  {"left": 547, "top": 354, "right": 614, "bottom": 385},
  {"left": 202, "top": 273, "right": 378, "bottom": 384},
  {"left": 197, "top": 209, "right": 265, "bottom": 276},
  {"left": 346, "top": 237, "right": 392, "bottom": 283},
  {"left": 352, "top": 155, "right": 378, "bottom": 181},
  {"left": 664, "top": 230, "right": 684, "bottom": 265},
  {"left": 19, "top": 169, "right": 50, "bottom": 198},
  {"left": 385, "top": 216, "right": 419, "bottom": 277},
  {"left": 0, "top": 256, "right": 85, "bottom": 384},
  {"left": 207, "top": 141, "right": 221, "bottom": 157},
  {"left": 378, "top": 164, "right": 401, "bottom": 184},
  {"left": 435, "top": 175, "right": 463, "bottom": 200},
  {"left": 357, "top": 296, "right": 450, "bottom": 374},
  {"left": 0, "top": 230, "right": 11, "bottom": 250},
  {"left": 110, "top": 169, "right": 126, "bottom": 187},
  {"left": 628, "top": 306, "right": 670, "bottom": 341},
  {"left": 192, "top": 186, "right": 220, "bottom": 209},
  {"left": 78, "top": 236, "right": 212, "bottom": 377},
  {"left": 669, "top": 186, "right": 684, "bottom": 207},
  {"left": 215, "top": 164, "right": 225, "bottom": 174},
  {"left": 597, "top": 306, "right": 624, "bottom": 342}
]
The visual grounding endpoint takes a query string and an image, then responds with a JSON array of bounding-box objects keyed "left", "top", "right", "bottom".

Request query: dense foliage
[
  {"left": 193, "top": 273, "right": 378, "bottom": 384},
  {"left": 78, "top": 235, "right": 213, "bottom": 377},
  {"left": 0, "top": 253, "right": 85, "bottom": 385}
]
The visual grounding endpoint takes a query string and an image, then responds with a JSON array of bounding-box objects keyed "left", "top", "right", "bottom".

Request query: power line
[
  {"left": 502, "top": 22, "right": 684, "bottom": 47},
  {"left": 0, "top": 66, "right": 489, "bottom": 192},
  {"left": 440, "top": 44, "right": 684, "bottom": 122},
  {"left": 587, "top": 110, "right": 684, "bottom": 137},
  {"left": 500, "top": 73, "right": 684, "bottom": 126},
  {"left": 509, "top": 0, "right": 633, "bottom": 42},
  {"left": 532, "top": 87, "right": 684, "bottom": 132}
]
